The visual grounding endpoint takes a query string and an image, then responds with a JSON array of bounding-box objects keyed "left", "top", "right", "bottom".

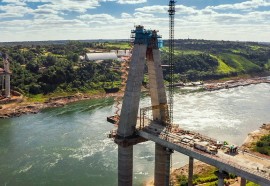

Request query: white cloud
[
  {"left": 35, "top": 1, "right": 100, "bottom": 13},
  {"left": 135, "top": 5, "right": 197, "bottom": 14},
  {"left": 78, "top": 13, "right": 116, "bottom": 25},
  {"left": 0, "top": 0, "right": 270, "bottom": 42},
  {"left": 117, "top": 0, "right": 146, "bottom": 4},
  {"left": 2, "top": 0, "right": 26, "bottom": 6},
  {"left": 121, "top": 12, "right": 132, "bottom": 18},
  {"left": 133, "top": 12, "right": 154, "bottom": 18},
  {"left": 0, "top": 4, "right": 33, "bottom": 18},
  {"left": 207, "top": 0, "right": 270, "bottom": 10}
]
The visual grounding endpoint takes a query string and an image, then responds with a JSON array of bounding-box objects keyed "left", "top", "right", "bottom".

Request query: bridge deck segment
[{"left": 137, "top": 122, "right": 270, "bottom": 186}]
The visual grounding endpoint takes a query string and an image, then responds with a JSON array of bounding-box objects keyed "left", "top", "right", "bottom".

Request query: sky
[{"left": 0, "top": 0, "right": 270, "bottom": 42}]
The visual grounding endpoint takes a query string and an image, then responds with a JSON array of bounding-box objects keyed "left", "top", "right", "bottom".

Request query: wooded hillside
[{"left": 0, "top": 40, "right": 269, "bottom": 96}]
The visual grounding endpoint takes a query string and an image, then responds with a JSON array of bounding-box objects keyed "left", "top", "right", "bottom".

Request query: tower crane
[
  {"left": 168, "top": 0, "right": 176, "bottom": 125},
  {"left": 167, "top": 1, "right": 176, "bottom": 185}
]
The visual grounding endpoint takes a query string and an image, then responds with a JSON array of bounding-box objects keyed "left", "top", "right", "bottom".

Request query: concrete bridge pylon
[{"left": 115, "top": 25, "right": 172, "bottom": 186}]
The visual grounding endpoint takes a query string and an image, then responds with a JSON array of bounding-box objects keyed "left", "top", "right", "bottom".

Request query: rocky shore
[
  {"left": 0, "top": 92, "right": 122, "bottom": 119},
  {"left": 203, "top": 77, "right": 270, "bottom": 91}
]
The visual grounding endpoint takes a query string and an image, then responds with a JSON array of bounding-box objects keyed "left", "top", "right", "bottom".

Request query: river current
[{"left": 0, "top": 83, "right": 270, "bottom": 186}]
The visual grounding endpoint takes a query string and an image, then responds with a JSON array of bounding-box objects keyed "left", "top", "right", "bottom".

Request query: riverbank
[
  {"left": 240, "top": 123, "right": 270, "bottom": 157},
  {"left": 203, "top": 76, "right": 270, "bottom": 91},
  {"left": 0, "top": 92, "right": 123, "bottom": 119},
  {"left": 1, "top": 76, "right": 269, "bottom": 119}
]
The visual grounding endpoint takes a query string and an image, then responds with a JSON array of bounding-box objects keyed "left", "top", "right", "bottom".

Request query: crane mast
[{"left": 168, "top": 0, "right": 175, "bottom": 125}]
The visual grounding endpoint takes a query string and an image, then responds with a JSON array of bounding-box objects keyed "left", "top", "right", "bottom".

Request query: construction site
[{"left": 106, "top": 1, "right": 270, "bottom": 186}]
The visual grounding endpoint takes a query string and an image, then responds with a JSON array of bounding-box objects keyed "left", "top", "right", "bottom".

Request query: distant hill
[
  {"left": 162, "top": 39, "right": 270, "bottom": 81},
  {"left": 0, "top": 39, "right": 130, "bottom": 47}
]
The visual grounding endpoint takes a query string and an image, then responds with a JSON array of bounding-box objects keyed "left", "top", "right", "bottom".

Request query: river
[{"left": 0, "top": 83, "right": 270, "bottom": 186}]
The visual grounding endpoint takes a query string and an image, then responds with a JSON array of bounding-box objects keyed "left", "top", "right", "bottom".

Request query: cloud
[
  {"left": 135, "top": 5, "right": 197, "bottom": 14},
  {"left": 35, "top": 1, "right": 100, "bottom": 13},
  {"left": 78, "top": 13, "right": 116, "bottom": 25},
  {"left": 207, "top": 0, "right": 270, "bottom": 10},
  {"left": 121, "top": 12, "right": 132, "bottom": 18},
  {"left": 2, "top": 0, "right": 26, "bottom": 6},
  {"left": 133, "top": 12, "right": 154, "bottom": 18},
  {"left": 0, "top": 4, "right": 33, "bottom": 18},
  {"left": 117, "top": 0, "right": 146, "bottom": 4},
  {"left": 0, "top": 0, "right": 269, "bottom": 42}
]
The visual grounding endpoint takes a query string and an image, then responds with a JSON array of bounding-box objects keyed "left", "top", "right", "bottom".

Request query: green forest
[
  {"left": 0, "top": 40, "right": 270, "bottom": 96},
  {"left": 162, "top": 39, "right": 270, "bottom": 81},
  {"left": 255, "top": 134, "right": 270, "bottom": 155}
]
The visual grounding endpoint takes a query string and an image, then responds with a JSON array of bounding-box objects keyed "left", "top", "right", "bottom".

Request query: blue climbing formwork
[{"left": 131, "top": 25, "right": 163, "bottom": 49}]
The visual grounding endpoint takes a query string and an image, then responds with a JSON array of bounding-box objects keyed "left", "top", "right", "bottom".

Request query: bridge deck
[{"left": 137, "top": 121, "right": 270, "bottom": 186}]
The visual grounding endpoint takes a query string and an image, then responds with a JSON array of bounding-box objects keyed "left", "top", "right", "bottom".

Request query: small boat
[{"left": 107, "top": 115, "right": 119, "bottom": 124}]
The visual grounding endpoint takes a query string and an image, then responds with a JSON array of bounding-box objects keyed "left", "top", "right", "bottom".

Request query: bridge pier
[
  {"left": 188, "top": 157, "right": 194, "bottom": 186},
  {"left": 5, "top": 74, "right": 10, "bottom": 98},
  {"left": 240, "top": 177, "right": 246, "bottom": 186},
  {"left": 118, "top": 146, "right": 133, "bottom": 186},
  {"left": 154, "top": 144, "right": 172, "bottom": 186},
  {"left": 217, "top": 170, "right": 226, "bottom": 186}
]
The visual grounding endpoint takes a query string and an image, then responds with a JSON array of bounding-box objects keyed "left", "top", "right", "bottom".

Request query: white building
[
  {"left": 110, "top": 50, "right": 131, "bottom": 57},
  {"left": 85, "top": 52, "right": 118, "bottom": 61}
]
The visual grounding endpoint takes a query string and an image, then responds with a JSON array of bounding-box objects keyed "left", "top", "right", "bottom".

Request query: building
[
  {"left": 85, "top": 52, "right": 118, "bottom": 61},
  {"left": 110, "top": 50, "right": 131, "bottom": 57}
]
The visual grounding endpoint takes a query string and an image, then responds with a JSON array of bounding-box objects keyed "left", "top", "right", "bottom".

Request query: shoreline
[
  {"left": 1, "top": 76, "right": 270, "bottom": 119},
  {"left": 0, "top": 92, "right": 123, "bottom": 119},
  {"left": 203, "top": 76, "right": 270, "bottom": 91}
]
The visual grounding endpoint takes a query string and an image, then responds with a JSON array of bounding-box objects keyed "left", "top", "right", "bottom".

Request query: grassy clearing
[
  {"left": 27, "top": 94, "right": 48, "bottom": 102},
  {"left": 231, "top": 49, "right": 242, "bottom": 54},
  {"left": 105, "top": 42, "right": 131, "bottom": 49},
  {"left": 265, "top": 59, "right": 270, "bottom": 70},
  {"left": 26, "top": 89, "right": 105, "bottom": 103},
  {"left": 246, "top": 181, "right": 259, "bottom": 186},
  {"left": 250, "top": 45, "right": 262, "bottom": 50},
  {"left": 175, "top": 166, "right": 218, "bottom": 186},
  {"left": 219, "top": 53, "right": 260, "bottom": 72},
  {"left": 162, "top": 47, "right": 202, "bottom": 55},
  {"left": 211, "top": 55, "right": 235, "bottom": 74}
]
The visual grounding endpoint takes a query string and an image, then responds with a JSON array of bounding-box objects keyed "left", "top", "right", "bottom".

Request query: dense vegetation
[
  {"left": 0, "top": 41, "right": 122, "bottom": 96},
  {"left": 162, "top": 40, "right": 270, "bottom": 82},
  {"left": 175, "top": 166, "right": 238, "bottom": 186},
  {"left": 255, "top": 134, "right": 270, "bottom": 155},
  {"left": 0, "top": 39, "right": 270, "bottom": 97}
]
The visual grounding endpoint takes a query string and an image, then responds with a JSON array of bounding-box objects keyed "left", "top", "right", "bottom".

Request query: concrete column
[
  {"left": 147, "top": 49, "right": 167, "bottom": 120},
  {"left": 154, "top": 144, "right": 171, "bottom": 186},
  {"left": 188, "top": 157, "right": 194, "bottom": 186},
  {"left": 148, "top": 49, "right": 171, "bottom": 186},
  {"left": 240, "top": 177, "right": 246, "bottom": 186},
  {"left": 117, "top": 44, "right": 147, "bottom": 137},
  {"left": 117, "top": 44, "right": 147, "bottom": 186},
  {"left": 5, "top": 74, "right": 10, "bottom": 98},
  {"left": 218, "top": 170, "right": 225, "bottom": 186},
  {"left": 118, "top": 145, "right": 133, "bottom": 186},
  {"left": 1, "top": 76, "right": 4, "bottom": 90}
]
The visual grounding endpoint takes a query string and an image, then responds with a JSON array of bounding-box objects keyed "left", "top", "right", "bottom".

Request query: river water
[{"left": 0, "top": 83, "right": 270, "bottom": 186}]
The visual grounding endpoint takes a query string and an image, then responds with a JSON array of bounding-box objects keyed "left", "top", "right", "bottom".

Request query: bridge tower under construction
[
  {"left": 112, "top": 25, "right": 172, "bottom": 186},
  {"left": 0, "top": 53, "right": 11, "bottom": 98}
]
